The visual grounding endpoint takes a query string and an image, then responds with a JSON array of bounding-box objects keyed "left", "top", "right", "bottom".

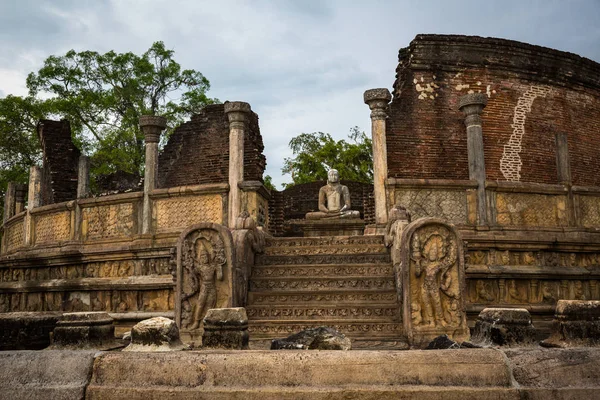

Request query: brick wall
[
  {"left": 37, "top": 120, "right": 80, "bottom": 205},
  {"left": 388, "top": 34, "right": 600, "bottom": 187},
  {"left": 268, "top": 181, "right": 375, "bottom": 236},
  {"left": 158, "top": 104, "right": 266, "bottom": 188}
]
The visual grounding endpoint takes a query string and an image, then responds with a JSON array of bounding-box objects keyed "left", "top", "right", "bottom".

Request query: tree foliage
[
  {"left": 0, "top": 42, "right": 216, "bottom": 220},
  {"left": 26, "top": 41, "right": 217, "bottom": 177},
  {"left": 282, "top": 126, "right": 372, "bottom": 188}
]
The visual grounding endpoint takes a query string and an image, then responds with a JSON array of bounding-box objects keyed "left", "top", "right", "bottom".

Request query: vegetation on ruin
[
  {"left": 0, "top": 41, "right": 217, "bottom": 211},
  {"left": 281, "top": 127, "right": 373, "bottom": 188}
]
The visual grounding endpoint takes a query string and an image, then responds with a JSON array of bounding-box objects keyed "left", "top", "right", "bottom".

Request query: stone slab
[{"left": 0, "top": 350, "right": 96, "bottom": 400}]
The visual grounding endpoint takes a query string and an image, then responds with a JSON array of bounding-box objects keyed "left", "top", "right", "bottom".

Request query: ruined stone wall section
[
  {"left": 388, "top": 35, "right": 600, "bottom": 187},
  {"left": 37, "top": 120, "right": 80, "bottom": 205},
  {"left": 158, "top": 104, "right": 266, "bottom": 188}
]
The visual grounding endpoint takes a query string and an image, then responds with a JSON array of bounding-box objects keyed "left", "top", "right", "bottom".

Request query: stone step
[
  {"left": 263, "top": 244, "right": 388, "bottom": 256},
  {"left": 255, "top": 253, "right": 391, "bottom": 266},
  {"left": 247, "top": 290, "right": 398, "bottom": 305},
  {"left": 265, "top": 235, "right": 385, "bottom": 249},
  {"left": 246, "top": 304, "right": 400, "bottom": 321},
  {"left": 249, "top": 276, "right": 395, "bottom": 292},
  {"left": 251, "top": 263, "right": 393, "bottom": 278},
  {"left": 247, "top": 320, "right": 404, "bottom": 339}
]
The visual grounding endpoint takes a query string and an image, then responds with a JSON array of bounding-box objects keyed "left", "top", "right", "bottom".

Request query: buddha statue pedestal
[{"left": 293, "top": 218, "right": 366, "bottom": 237}]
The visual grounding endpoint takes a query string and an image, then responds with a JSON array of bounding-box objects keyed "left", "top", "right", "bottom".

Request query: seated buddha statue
[{"left": 305, "top": 169, "right": 361, "bottom": 220}]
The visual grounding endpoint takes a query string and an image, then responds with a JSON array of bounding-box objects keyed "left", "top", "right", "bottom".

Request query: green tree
[
  {"left": 281, "top": 126, "right": 372, "bottom": 188},
  {"left": 0, "top": 95, "right": 51, "bottom": 220},
  {"left": 26, "top": 41, "right": 217, "bottom": 178}
]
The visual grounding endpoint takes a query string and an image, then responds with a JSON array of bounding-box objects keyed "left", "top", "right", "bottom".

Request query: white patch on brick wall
[
  {"left": 455, "top": 84, "right": 470, "bottom": 91},
  {"left": 499, "top": 85, "right": 554, "bottom": 181},
  {"left": 414, "top": 75, "right": 439, "bottom": 100}
]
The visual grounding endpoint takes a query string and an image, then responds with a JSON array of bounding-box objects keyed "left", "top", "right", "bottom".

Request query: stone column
[
  {"left": 14, "top": 184, "right": 26, "bottom": 214},
  {"left": 364, "top": 88, "right": 392, "bottom": 230},
  {"left": 224, "top": 102, "right": 251, "bottom": 228},
  {"left": 24, "top": 166, "right": 42, "bottom": 245},
  {"left": 459, "top": 94, "right": 488, "bottom": 226},
  {"left": 3, "top": 182, "right": 16, "bottom": 223},
  {"left": 77, "top": 156, "right": 90, "bottom": 199},
  {"left": 139, "top": 115, "right": 167, "bottom": 234}
]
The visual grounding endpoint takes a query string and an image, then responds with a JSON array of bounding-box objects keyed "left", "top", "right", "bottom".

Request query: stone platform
[
  {"left": 291, "top": 219, "right": 366, "bottom": 237},
  {"left": 2, "top": 348, "right": 600, "bottom": 399}
]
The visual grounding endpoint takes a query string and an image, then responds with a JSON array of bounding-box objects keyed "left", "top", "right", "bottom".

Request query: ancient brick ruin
[{"left": 1, "top": 34, "right": 600, "bottom": 398}]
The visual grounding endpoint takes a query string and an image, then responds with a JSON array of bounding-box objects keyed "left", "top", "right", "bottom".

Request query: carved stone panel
[
  {"left": 34, "top": 211, "right": 71, "bottom": 244},
  {"left": 154, "top": 195, "right": 222, "bottom": 232},
  {"left": 82, "top": 203, "right": 135, "bottom": 240},
  {"left": 4, "top": 218, "right": 24, "bottom": 253},
  {"left": 400, "top": 218, "right": 468, "bottom": 347},
  {"left": 176, "top": 223, "right": 234, "bottom": 345},
  {"left": 579, "top": 195, "right": 600, "bottom": 228},
  {"left": 394, "top": 189, "right": 467, "bottom": 225},
  {"left": 495, "top": 193, "right": 567, "bottom": 227}
]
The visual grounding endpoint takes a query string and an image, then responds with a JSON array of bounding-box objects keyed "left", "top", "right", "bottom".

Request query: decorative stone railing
[
  {"left": 387, "top": 178, "right": 600, "bottom": 230},
  {"left": 0, "top": 183, "right": 229, "bottom": 256}
]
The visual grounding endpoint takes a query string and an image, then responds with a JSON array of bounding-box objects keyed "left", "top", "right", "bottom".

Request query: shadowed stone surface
[
  {"left": 202, "top": 307, "right": 249, "bottom": 350},
  {"left": 124, "top": 317, "right": 186, "bottom": 352},
  {"left": 472, "top": 308, "right": 537, "bottom": 346},
  {"left": 425, "top": 334, "right": 460, "bottom": 349},
  {"left": 271, "top": 326, "right": 352, "bottom": 350},
  {"left": 0, "top": 312, "right": 61, "bottom": 350},
  {"left": 542, "top": 300, "right": 600, "bottom": 347},
  {"left": 0, "top": 350, "right": 96, "bottom": 400}
]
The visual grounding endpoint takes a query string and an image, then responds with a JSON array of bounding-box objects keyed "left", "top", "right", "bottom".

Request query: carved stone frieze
[
  {"left": 82, "top": 203, "right": 134, "bottom": 240},
  {"left": 155, "top": 195, "right": 222, "bottom": 231},
  {"left": 0, "top": 258, "right": 171, "bottom": 283},
  {"left": 252, "top": 265, "right": 392, "bottom": 278},
  {"left": 176, "top": 223, "right": 234, "bottom": 341},
  {"left": 0, "top": 288, "right": 173, "bottom": 313},
  {"left": 249, "top": 277, "right": 395, "bottom": 292},
  {"left": 467, "top": 278, "right": 600, "bottom": 305},
  {"left": 248, "top": 322, "right": 403, "bottom": 336},
  {"left": 263, "top": 245, "right": 387, "bottom": 256},
  {"left": 465, "top": 249, "right": 600, "bottom": 268},
  {"left": 34, "top": 211, "right": 71, "bottom": 244},
  {"left": 400, "top": 218, "right": 468, "bottom": 347},
  {"left": 255, "top": 254, "right": 390, "bottom": 266},
  {"left": 265, "top": 236, "right": 384, "bottom": 248},
  {"left": 249, "top": 292, "right": 397, "bottom": 304},
  {"left": 246, "top": 306, "right": 398, "bottom": 320}
]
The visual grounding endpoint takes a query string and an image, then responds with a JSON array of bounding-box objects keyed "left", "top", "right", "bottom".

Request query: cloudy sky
[{"left": 1, "top": 0, "right": 599, "bottom": 187}]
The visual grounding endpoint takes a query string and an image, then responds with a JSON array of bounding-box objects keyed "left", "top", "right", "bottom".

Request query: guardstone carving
[
  {"left": 175, "top": 223, "right": 234, "bottom": 344},
  {"left": 399, "top": 218, "right": 468, "bottom": 347}
]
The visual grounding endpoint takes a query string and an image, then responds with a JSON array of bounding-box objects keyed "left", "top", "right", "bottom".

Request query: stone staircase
[{"left": 246, "top": 235, "right": 407, "bottom": 349}]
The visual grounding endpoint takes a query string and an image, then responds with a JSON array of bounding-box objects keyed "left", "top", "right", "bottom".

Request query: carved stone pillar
[
  {"left": 224, "top": 102, "right": 251, "bottom": 228},
  {"left": 459, "top": 94, "right": 488, "bottom": 225},
  {"left": 364, "top": 88, "right": 392, "bottom": 231},
  {"left": 24, "top": 166, "right": 42, "bottom": 245},
  {"left": 3, "top": 182, "right": 16, "bottom": 223},
  {"left": 139, "top": 115, "right": 167, "bottom": 234},
  {"left": 77, "top": 156, "right": 90, "bottom": 199}
]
